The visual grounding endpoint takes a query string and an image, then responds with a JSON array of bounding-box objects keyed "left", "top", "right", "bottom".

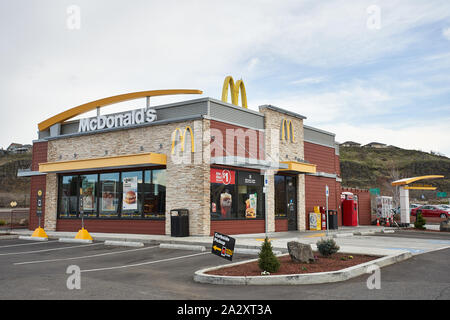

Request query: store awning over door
[
  {"left": 39, "top": 152, "right": 166, "bottom": 173},
  {"left": 278, "top": 161, "right": 317, "bottom": 174}
]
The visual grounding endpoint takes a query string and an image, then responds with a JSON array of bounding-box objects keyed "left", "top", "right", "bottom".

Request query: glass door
[{"left": 286, "top": 176, "right": 297, "bottom": 230}]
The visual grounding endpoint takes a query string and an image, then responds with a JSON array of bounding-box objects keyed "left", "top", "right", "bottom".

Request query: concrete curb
[
  {"left": 193, "top": 251, "right": 412, "bottom": 285},
  {"left": 159, "top": 243, "right": 206, "bottom": 252},
  {"left": 104, "top": 240, "right": 144, "bottom": 247},
  {"left": 18, "top": 236, "right": 48, "bottom": 242},
  {"left": 332, "top": 233, "right": 354, "bottom": 238},
  {"left": 353, "top": 231, "right": 376, "bottom": 236},
  {"left": 58, "top": 238, "right": 93, "bottom": 244},
  {"left": 0, "top": 234, "right": 20, "bottom": 240},
  {"left": 234, "top": 248, "right": 281, "bottom": 255}
]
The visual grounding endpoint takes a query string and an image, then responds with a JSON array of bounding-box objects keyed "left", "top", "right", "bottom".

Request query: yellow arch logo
[
  {"left": 221, "top": 76, "right": 248, "bottom": 109},
  {"left": 171, "top": 126, "right": 195, "bottom": 154},
  {"left": 281, "top": 119, "right": 295, "bottom": 142}
]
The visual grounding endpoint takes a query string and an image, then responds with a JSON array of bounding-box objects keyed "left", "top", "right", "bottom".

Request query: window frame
[{"left": 57, "top": 167, "right": 166, "bottom": 220}]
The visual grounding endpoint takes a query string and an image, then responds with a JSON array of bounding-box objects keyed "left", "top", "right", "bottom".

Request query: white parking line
[
  {"left": 81, "top": 251, "right": 209, "bottom": 273},
  {"left": 0, "top": 240, "right": 58, "bottom": 249},
  {"left": 0, "top": 243, "right": 102, "bottom": 256},
  {"left": 14, "top": 245, "right": 160, "bottom": 265}
]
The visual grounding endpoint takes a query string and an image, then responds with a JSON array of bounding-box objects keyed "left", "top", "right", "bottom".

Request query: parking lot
[
  {"left": 0, "top": 234, "right": 449, "bottom": 301},
  {"left": 0, "top": 236, "right": 256, "bottom": 300}
]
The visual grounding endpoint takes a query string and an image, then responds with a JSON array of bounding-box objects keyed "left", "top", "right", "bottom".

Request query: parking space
[{"left": 0, "top": 237, "right": 254, "bottom": 299}]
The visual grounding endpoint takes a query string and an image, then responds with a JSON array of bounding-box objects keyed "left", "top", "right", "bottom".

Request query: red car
[{"left": 411, "top": 205, "right": 450, "bottom": 219}]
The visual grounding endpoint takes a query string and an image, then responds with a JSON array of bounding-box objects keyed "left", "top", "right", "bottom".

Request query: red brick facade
[
  {"left": 210, "top": 120, "right": 265, "bottom": 160},
  {"left": 29, "top": 141, "right": 48, "bottom": 230},
  {"left": 304, "top": 141, "right": 342, "bottom": 229}
]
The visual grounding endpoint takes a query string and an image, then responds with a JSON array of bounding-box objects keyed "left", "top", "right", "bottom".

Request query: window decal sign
[
  {"left": 122, "top": 176, "right": 138, "bottom": 210},
  {"left": 211, "top": 169, "right": 235, "bottom": 185}
]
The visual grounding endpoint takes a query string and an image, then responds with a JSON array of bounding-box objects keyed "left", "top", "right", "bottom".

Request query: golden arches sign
[
  {"left": 171, "top": 126, "right": 195, "bottom": 154},
  {"left": 221, "top": 76, "right": 248, "bottom": 109},
  {"left": 281, "top": 119, "right": 295, "bottom": 142}
]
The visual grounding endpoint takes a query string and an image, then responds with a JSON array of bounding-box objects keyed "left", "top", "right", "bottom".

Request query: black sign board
[
  {"left": 36, "top": 190, "right": 43, "bottom": 217},
  {"left": 211, "top": 232, "right": 235, "bottom": 261},
  {"left": 238, "top": 171, "right": 262, "bottom": 186}
]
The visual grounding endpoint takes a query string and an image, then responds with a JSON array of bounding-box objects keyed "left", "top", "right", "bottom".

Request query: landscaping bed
[{"left": 206, "top": 252, "right": 378, "bottom": 277}]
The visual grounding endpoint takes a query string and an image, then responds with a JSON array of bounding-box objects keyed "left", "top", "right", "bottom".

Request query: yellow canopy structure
[{"left": 391, "top": 175, "right": 444, "bottom": 186}]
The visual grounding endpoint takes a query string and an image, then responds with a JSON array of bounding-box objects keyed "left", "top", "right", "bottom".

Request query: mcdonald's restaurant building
[{"left": 25, "top": 82, "right": 343, "bottom": 236}]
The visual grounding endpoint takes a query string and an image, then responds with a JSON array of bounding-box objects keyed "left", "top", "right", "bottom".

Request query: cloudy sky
[{"left": 1, "top": 0, "right": 450, "bottom": 155}]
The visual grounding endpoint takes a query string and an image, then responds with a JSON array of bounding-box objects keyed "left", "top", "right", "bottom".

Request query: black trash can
[
  {"left": 328, "top": 210, "right": 338, "bottom": 230},
  {"left": 170, "top": 209, "right": 189, "bottom": 237}
]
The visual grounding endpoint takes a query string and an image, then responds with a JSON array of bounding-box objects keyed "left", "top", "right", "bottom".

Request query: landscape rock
[
  {"left": 287, "top": 241, "right": 315, "bottom": 263},
  {"left": 440, "top": 219, "right": 450, "bottom": 232}
]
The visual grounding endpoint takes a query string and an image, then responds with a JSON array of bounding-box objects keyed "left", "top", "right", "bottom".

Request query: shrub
[
  {"left": 316, "top": 238, "right": 340, "bottom": 257},
  {"left": 0, "top": 220, "right": 6, "bottom": 226},
  {"left": 414, "top": 212, "right": 427, "bottom": 230},
  {"left": 258, "top": 237, "right": 280, "bottom": 273}
]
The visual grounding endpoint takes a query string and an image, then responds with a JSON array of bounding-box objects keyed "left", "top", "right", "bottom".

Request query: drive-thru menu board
[{"left": 211, "top": 232, "right": 235, "bottom": 261}]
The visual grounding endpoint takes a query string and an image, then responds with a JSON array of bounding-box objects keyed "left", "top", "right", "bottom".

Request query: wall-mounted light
[
  {"left": 159, "top": 144, "right": 163, "bottom": 149},
  {"left": 105, "top": 150, "right": 108, "bottom": 155},
  {"left": 73, "top": 153, "right": 77, "bottom": 159},
  {"left": 140, "top": 146, "right": 144, "bottom": 152}
]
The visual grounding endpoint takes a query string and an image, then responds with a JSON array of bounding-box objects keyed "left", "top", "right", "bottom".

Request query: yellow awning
[
  {"left": 39, "top": 153, "right": 166, "bottom": 173},
  {"left": 404, "top": 186, "right": 437, "bottom": 190},
  {"left": 391, "top": 175, "right": 444, "bottom": 186},
  {"left": 279, "top": 161, "right": 317, "bottom": 174}
]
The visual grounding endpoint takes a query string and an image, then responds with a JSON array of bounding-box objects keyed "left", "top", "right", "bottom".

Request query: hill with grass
[
  {"left": 340, "top": 146, "right": 450, "bottom": 202},
  {"left": 0, "top": 153, "right": 32, "bottom": 207}
]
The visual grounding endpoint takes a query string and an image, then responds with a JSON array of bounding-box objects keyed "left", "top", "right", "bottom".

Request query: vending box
[{"left": 343, "top": 199, "right": 358, "bottom": 226}]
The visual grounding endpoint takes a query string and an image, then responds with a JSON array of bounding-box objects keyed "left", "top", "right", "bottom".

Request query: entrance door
[{"left": 286, "top": 176, "right": 297, "bottom": 231}]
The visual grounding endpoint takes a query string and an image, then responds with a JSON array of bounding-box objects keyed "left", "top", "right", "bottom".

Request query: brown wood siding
[
  {"left": 210, "top": 120, "right": 264, "bottom": 160},
  {"left": 56, "top": 219, "right": 165, "bottom": 235},
  {"left": 210, "top": 219, "right": 265, "bottom": 235},
  {"left": 275, "top": 219, "right": 288, "bottom": 232}
]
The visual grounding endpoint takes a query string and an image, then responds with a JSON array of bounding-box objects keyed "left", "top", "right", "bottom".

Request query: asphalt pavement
[{"left": 0, "top": 233, "right": 448, "bottom": 300}]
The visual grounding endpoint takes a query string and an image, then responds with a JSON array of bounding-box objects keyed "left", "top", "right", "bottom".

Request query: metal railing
[{"left": 0, "top": 208, "right": 29, "bottom": 231}]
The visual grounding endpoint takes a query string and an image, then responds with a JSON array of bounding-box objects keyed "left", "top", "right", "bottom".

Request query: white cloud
[{"left": 443, "top": 27, "right": 450, "bottom": 40}]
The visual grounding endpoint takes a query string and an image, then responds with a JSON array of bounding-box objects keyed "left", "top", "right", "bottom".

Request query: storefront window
[
  {"left": 210, "top": 169, "right": 264, "bottom": 220},
  {"left": 121, "top": 171, "right": 143, "bottom": 218},
  {"left": 58, "top": 168, "right": 165, "bottom": 220},
  {"left": 237, "top": 171, "right": 264, "bottom": 219},
  {"left": 143, "top": 169, "right": 166, "bottom": 219},
  {"left": 275, "top": 175, "right": 287, "bottom": 218},
  {"left": 99, "top": 173, "right": 119, "bottom": 218},
  {"left": 59, "top": 175, "right": 78, "bottom": 218},
  {"left": 80, "top": 174, "right": 98, "bottom": 217}
]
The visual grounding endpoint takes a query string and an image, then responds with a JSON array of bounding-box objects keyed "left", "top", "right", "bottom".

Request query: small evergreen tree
[
  {"left": 258, "top": 237, "right": 280, "bottom": 273},
  {"left": 316, "top": 238, "right": 340, "bottom": 257},
  {"left": 414, "top": 212, "right": 427, "bottom": 230}
]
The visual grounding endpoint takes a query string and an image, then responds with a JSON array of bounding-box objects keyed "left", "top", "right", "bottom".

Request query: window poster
[
  {"left": 101, "top": 181, "right": 116, "bottom": 211},
  {"left": 122, "top": 176, "right": 138, "bottom": 210},
  {"left": 245, "top": 193, "right": 257, "bottom": 218},
  {"left": 81, "top": 180, "right": 95, "bottom": 211},
  {"left": 220, "top": 189, "right": 232, "bottom": 218}
]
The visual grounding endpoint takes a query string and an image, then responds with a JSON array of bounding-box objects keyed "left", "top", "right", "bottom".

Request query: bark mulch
[{"left": 206, "top": 253, "right": 379, "bottom": 277}]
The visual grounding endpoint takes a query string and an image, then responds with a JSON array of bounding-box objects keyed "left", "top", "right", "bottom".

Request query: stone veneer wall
[
  {"left": 44, "top": 119, "right": 211, "bottom": 236},
  {"left": 259, "top": 107, "right": 306, "bottom": 231}
]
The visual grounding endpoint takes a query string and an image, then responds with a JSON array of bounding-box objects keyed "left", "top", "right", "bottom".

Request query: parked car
[
  {"left": 411, "top": 205, "right": 450, "bottom": 219},
  {"left": 438, "top": 204, "right": 450, "bottom": 211}
]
